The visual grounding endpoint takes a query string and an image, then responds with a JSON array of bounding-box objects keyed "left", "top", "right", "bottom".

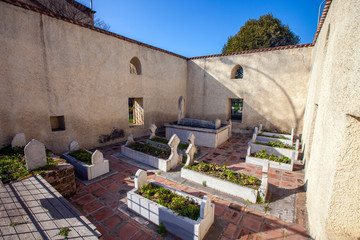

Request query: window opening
[
  {"left": 128, "top": 98, "right": 144, "bottom": 125},
  {"left": 230, "top": 99, "right": 243, "bottom": 122},
  {"left": 50, "top": 116, "right": 65, "bottom": 131}
]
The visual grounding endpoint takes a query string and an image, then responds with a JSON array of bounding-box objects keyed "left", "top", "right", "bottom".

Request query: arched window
[
  {"left": 231, "top": 65, "right": 243, "bottom": 79},
  {"left": 129, "top": 57, "right": 141, "bottom": 75}
]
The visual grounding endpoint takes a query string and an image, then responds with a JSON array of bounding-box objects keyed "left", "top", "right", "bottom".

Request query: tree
[
  {"left": 222, "top": 14, "right": 300, "bottom": 53},
  {"left": 94, "top": 17, "right": 110, "bottom": 31}
]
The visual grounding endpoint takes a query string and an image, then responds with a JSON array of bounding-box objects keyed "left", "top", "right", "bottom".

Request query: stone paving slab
[{"left": 0, "top": 175, "right": 100, "bottom": 240}]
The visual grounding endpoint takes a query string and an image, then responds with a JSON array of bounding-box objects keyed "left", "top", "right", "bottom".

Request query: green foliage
[
  {"left": 69, "top": 149, "right": 92, "bottom": 165},
  {"left": 184, "top": 162, "right": 261, "bottom": 190},
  {"left": 58, "top": 227, "right": 71, "bottom": 239},
  {"left": 257, "top": 133, "right": 289, "bottom": 140},
  {"left": 251, "top": 149, "right": 291, "bottom": 164},
  {"left": 157, "top": 222, "right": 166, "bottom": 237},
  {"left": 255, "top": 141, "right": 295, "bottom": 150},
  {"left": 262, "top": 129, "right": 291, "bottom": 135},
  {"left": 257, "top": 194, "right": 264, "bottom": 203},
  {"left": 139, "top": 183, "right": 200, "bottom": 220},
  {"left": 222, "top": 14, "right": 300, "bottom": 53},
  {"left": 0, "top": 145, "right": 60, "bottom": 184},
  {"left": 150, "top": 137, "right": 189, "bottom": 150},
  {"left": 129, "top": 142, "right": 170, "bottom": 159}
]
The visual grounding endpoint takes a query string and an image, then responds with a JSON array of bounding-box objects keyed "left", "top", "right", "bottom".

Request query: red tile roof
[
  {"left": 313, "top": 0, "right": 332, "bottom": 45},
  {"left": 188, "top": 44, "right": 313, "bottom": 60}
]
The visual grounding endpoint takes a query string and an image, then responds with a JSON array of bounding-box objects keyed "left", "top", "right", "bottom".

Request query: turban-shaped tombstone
[{"left": 148, "top": 124, "right": 157, "bottom": 139}]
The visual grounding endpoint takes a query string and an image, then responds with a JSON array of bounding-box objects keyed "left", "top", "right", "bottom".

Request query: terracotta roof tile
[
  {"left": 313, "top": 0, "right": 332, "bottom": 45},
  {"left": 188, "top": 44, "right": 313, "bottom": 60}
]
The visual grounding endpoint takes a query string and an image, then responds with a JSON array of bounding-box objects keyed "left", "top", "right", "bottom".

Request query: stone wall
[
  {"left": 42, "top": 162, "right": 76, "bottom": 198},
  {"left": 186, "top": 47, "right": 313, "bottom": 135},
  {"left": 0, "top": 1, "right": 187, "bottom": 153},
  {"left": 302, "top": 0, "right": 360, "bottom": 239}
]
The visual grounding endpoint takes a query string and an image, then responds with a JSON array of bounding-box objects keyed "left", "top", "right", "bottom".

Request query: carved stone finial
[
  {"left": 125, "top": 134, "right": 135, "bottom": 146},
  {"left": 148, "top": 124, "right": 157, "bottom": 139}
]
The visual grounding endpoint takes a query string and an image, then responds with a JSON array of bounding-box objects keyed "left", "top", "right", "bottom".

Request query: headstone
[
  {"left": 252, "top": 133, "right": 257, "bottom": 143},
  {"left": 68, "top": 140, "right": 79, "bottom": 153},
  {"left": 91, "top": 150, "right": 103, "bottom": 165},
  {"left": 215, "top": 119, "right": 221, "bottom": 129},
  {"left": 185, "top": 145, "right": 197, "bottom": 166},
  {"left": 295, "top": 139, "right": 300, "bottom": 151},
  {"left": 24, "top": 139, "right": 47, "bottom": 171},
  {"left": 259, "top": 124, "right": 263, "bottom": 133},
  {"left": 200, "top": 196, "right": 212, "bottom": 219},
  {"left": 168, "top": 134, "right": 180, "bottom": 162},
  {"left": 254, "top": 127, "right": 258, "bottom": 135},
  {"left": 187, "top": 132, "right": 195, "bottom": 146},
  {"left": 247, "top": 144, "right": 251, "bottom": 156},
  {"left": 148, "top": 124, "right": 157, "bottom": 139},
  {"left": 135, "top": 169, "right": 147, "bottom": 189},
  {"left": 125, "top": 134, "right": 135, "bottom": 146},
  {"left": 259, "top": 160, "right": 269, "bottom": 199},
  {"left": 291, "top": 128, "right": 294, "bottom": 143},
  {"left": 177, "top": 96, "right": 185, "bottom": 124},
  {"left": 11, "top": 133, "right": 26, "bottom": 148}
]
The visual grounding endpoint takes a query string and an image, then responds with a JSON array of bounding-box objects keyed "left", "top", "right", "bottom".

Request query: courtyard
[{"left": 65, "top": 133, "right": 309, "bottom": 239}]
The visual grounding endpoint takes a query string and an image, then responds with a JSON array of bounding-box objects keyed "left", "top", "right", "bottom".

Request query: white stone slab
[
  {"left": 181, "top": 168, "right": 260, "bottom": 203},
  {"left": 165, "top": 122, "right": 231, "bottom": 148},
  {"left": 62, "top": 150, "right": 109, "bottom": 180},
  {"left": 127, "top": 181, "right": 214, "bottom": 240},
  {"left": 24, "top": 139, "right": 47, "bottom": 171}
]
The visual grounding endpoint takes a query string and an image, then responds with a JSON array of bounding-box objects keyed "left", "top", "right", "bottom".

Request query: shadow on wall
[{"left": 187, "top": 58, "right": 305, "bottom": 134}]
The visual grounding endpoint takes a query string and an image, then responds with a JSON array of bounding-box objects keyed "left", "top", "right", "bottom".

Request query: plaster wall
[
  {"left": 302, "top": 0, "right": 360, "bottom": 239},
  {"left": 0, "top": 2, "right": 187, "bottom": 153},
  {"left": 187, "top": 48, "right": 313, "bottom": 135}
]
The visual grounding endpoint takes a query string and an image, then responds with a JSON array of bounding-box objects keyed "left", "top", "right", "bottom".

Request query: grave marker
[{"left": 25, "top": 139, "right": 47, "bottom": 171}]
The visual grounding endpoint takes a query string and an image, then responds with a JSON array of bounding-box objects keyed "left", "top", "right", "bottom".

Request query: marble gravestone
[{"left": 24, "top": 139, "right": 47, "bottom": 171}]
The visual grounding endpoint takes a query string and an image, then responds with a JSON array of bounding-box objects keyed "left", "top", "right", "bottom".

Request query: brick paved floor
[{"left": 68, "top": 134, "right": 310, "bottom": 240}]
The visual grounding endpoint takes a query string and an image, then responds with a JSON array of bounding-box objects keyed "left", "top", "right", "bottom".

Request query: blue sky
[{"left": 78, "top": 0, "right": 323, "bottom": 58}]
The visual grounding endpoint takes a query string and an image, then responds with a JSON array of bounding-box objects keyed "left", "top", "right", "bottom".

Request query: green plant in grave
[
  {"left": 0, "top": 145, "right": 61, "bottom": 184},
  {"left": 252, "top": 149, "right": 291, "bottom": 164},
  {"left": 69, "top": 149, "right": 92, "bottom": 165},
  {"left": 139, "top": 183, "right": 200, "bottom": 220},
  {"left": 185, "top": 162, "right": 261, "bottom": 190}
]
